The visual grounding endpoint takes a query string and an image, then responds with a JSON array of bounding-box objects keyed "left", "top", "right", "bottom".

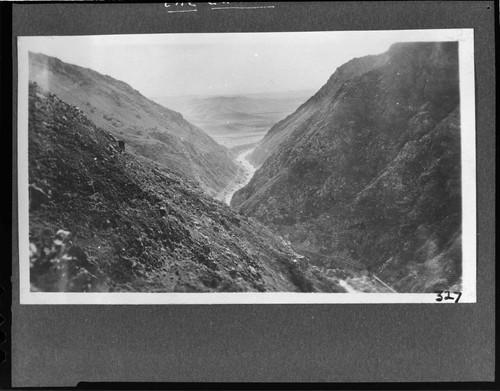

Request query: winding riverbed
[{"left": 217, "top": 148, "right": 257, "bottom": 206}]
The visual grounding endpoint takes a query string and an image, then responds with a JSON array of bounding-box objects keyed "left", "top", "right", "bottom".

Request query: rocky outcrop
[
  {"left": 28, "top": 83, "right": 344, "bottom": 293},
  {"left": 29, "top": 52, "right": 237, "bottom": 196},
  {"left": 232, "top": 42, "right": 462, "bottom": 292}
]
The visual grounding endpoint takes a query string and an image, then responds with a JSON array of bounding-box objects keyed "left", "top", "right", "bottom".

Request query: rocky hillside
[
  {"left": 28, "top": 83, "right": 344, "bottom": 293},
  {"left": 29, "top": 52, "right": 237, "bottom": 196},
  {"left": 232, "top": 42, "right": 462, "bottom": 293}
]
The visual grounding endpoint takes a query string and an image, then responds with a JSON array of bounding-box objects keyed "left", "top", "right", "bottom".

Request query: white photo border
[{"left": 17, "top": 28, "right": 476, "bottom": 304}]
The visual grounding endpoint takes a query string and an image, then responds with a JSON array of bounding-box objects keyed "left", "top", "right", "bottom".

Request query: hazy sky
[{"left": 20, "top": 30, "right": 463, "bottom": 99}]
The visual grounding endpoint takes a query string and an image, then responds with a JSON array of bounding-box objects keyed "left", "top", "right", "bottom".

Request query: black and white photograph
[{"left": 17, "top": 29, "right": 476, "bottom": 304}]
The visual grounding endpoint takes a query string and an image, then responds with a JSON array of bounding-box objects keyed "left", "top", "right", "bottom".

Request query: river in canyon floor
[{"left": 216, "top": 148, "right": 257, "bottom": 206}]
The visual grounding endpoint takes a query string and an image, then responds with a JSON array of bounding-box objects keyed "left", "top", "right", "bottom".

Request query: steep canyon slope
[
  {"left": 29, "top": 52, "right": 237, "bottom": 196},
  {"left": 232, "top": 42, "right": 462, "bottom": 292},
  {"left": 28, "top": 83, "right": 344, "bottom": 293}
]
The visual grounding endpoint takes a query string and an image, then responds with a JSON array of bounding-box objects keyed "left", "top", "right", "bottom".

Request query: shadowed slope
[{"left": 233, "top": 42, "right": 462, "bottom": 292}]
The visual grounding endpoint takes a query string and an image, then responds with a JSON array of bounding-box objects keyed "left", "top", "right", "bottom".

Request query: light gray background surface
[{"left": 12, "top": 1, "right": 496, "bottom": 386}]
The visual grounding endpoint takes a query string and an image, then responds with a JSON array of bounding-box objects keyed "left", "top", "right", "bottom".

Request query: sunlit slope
[{"left": 29, "top": 52, "right": 237, "bottom": 195}]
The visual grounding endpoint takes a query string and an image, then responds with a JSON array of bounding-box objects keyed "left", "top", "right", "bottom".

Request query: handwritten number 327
[{"left": 435, "top": 291, "right": 462, "bottom": 303}]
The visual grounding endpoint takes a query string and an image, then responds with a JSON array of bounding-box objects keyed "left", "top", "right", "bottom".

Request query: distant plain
[{"left": 154, "top": 90, "right": 314, "bottom": 149}]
